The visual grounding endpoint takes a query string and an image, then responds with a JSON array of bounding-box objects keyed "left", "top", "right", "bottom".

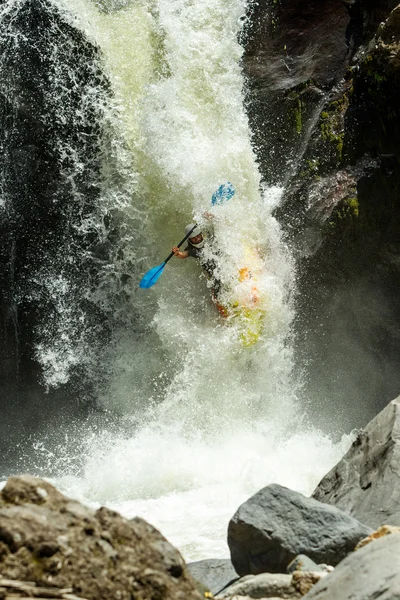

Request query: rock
[
  {"left": 216, "top": 572, "right": 299, "bottom": 599},
  {"left": 218, "top": 597, "right": 285, "bottom": 600},
  {"left": 242, "top": 0, "right": 350, "bottom": 183},
  {"left": 217, "top": 571, "right": 327, "bottom": 599},
  {"left": 313, "top": 397, "right": 400, "bottom": 528},
  {"left": 0, "top": 0, "right": 116, "bottom": 471},
  {"left": 302, "top": 533, "right": 400, "bottom": 599},
  {"left": 228, "top": 484, "right": 372, "bottom": 575},
  {"left": 355, "top": 525, "right": 400, "bottom": 550},
  {"left": 291, "top": 571, "right": 328, "bottom": 596},
  {"left": 0, "top": 475, "right": 202, "bottom": 600},
  {"left": 286, "top": 556, "right": 322, "bottom": 574},
  {"left": 187, "top": 558, "right": 238, "bottom": 595},
  {"left": 247, "top": 0, "right": 400, "bottom": 433}
]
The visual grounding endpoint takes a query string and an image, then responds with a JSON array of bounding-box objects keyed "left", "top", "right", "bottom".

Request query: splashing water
[{"left": 2, "top": 0, "right": 352, "bottom": 559}]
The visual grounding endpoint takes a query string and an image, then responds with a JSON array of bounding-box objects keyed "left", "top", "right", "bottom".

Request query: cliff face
[
  {"left": 0, "top": 0, "right": 113, "bottom": 467},
  {"left": 243, "top": 0, "right": 400, "bottom": 430}
]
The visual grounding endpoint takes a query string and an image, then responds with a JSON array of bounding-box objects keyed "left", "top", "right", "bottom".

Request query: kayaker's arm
[{"left": 172, "top": 246, "right": 189, "bottom": 259}]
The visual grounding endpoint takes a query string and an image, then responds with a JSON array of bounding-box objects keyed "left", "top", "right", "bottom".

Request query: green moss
[
  {"left": 319, "top": 94, "right": 349, "bottom": 160},
  {"left": 331, "top": 196, "right": 359, "bottom": 223},
  {"left": 305, "top": 158, "right": 320, "bottom": 174},
  {"left": 336, "top": 135, "right": 344, "bottom": 158},
  {"left": 346, "top": 197, "right": 359, "bottom": 217}
]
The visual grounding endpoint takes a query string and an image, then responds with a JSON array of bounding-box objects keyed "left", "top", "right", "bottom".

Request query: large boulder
[
  {"left": 0, "top": 475, "right": 202, "bottom": 600},
  {"left": 303, "top": 532, "right": 400, "bottom": 600},
  {"left": 227, "top": 484, "right": 372, "bottom": 575},
  {"left": 313, "top": 396, "right": 400, "bottom": 528},
  {"left": 187, "top": 558, "right": 238, "bottom": 595}
]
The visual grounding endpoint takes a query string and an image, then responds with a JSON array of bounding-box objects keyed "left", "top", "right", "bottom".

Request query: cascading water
[{"left": 1, "top": 0, "right": 352, "bottom": 559}]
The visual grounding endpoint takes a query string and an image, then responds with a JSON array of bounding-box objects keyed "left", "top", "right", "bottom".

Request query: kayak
[{"left": 213, "top": 246, "right": 266, "bottom": 347}]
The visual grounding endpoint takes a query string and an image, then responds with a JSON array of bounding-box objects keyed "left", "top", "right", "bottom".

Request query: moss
[
  {"left": 305, "top": 158, "right": 320, "bottom": 174},
  {"left": 331, "top": 196, "right": 359, "bottom": 224},
  {"left": 319, "top": 93, "right": 349, "bottom": 160},
  {"left": 346, "top": 197, "right": 359, "bottom": 217},
  {"left": 336, "top": 135, "right": 344, "bottom": 158}
]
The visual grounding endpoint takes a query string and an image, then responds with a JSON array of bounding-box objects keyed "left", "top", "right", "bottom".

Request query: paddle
[
  {"left": 211, "top": 181, "right": 235, "bottom": 205},
  {"left": 139, "top": 224, "right": 197, "bottom": 289},
  {"left": 139, "top": 182, "right": 235, "bottom": 289}
]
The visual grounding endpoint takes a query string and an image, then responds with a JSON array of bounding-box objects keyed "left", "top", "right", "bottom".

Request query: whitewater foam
[{"left": 1, "top": 0, "right": 354, "bottom": 560}]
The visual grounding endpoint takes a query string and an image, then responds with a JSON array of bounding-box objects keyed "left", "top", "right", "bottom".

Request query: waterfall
[{"left": 0, "top": 0, "right": 351, "bottom": 559}]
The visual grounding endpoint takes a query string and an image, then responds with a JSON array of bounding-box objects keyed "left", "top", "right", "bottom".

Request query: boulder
[
  {"left": 228, "top": 484, "right": 372, "bottom": 575},
  {"left": 286, "top": 555, "right": 323, "bottom": 574},
  {"left": 216, "top": 572, "right": 299, "bottom": 599},
  {"left": 217, "top": 571, "right": 327, "bottom": 599},
  {"left": 303, "top": 533, "right": 400, "bottom": 599},
  {"left": 0, "top": 475, "right": 202, "bottom": 600},
  {"left": 187, "top": 558, "right": 238, "bottom": 595},
  {"left": 313, "top": 397, "right": 400, "bottom": 528}
]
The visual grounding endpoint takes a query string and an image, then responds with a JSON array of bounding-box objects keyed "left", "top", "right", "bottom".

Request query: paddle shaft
[{"left": 163, "top": 224, "right": 197, "bottom": 265}]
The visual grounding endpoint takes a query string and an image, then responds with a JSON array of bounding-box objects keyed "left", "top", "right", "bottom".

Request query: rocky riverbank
[{"left": 2, "top": 396, "right": 400, "bottom": 599}]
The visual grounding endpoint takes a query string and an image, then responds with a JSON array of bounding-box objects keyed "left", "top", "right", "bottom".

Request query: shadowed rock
[{"left": 187, "top": 558, "right": 238, "bottom": 595}]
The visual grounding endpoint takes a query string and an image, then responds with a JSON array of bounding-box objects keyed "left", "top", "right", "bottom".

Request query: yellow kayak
[{"left": 213, "top": 247, "right": 267, "bottom": 347}]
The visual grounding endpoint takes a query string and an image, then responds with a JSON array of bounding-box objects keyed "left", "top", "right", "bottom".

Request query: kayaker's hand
[{"left": 172, "top": 247, "right": 189, "bottom": 259}]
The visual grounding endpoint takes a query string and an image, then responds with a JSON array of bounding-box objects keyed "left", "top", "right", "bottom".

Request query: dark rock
[
  {"left": 0, "top": 0, "right": 114, "bottom": 472},
  {"left": 313, "top": 396, "right": 400, "bottom": 528},
  {"left": 187, "top": 558, "right": 238, "bottom": 595},
  {"left": 228, "top": 483, "right": 372, "bottom": 575},
  {"left": 0, "top": 475, "right": 202, "bottom": 600},
  {"left": 303, "top": 533, "right": 400, "bottom": 600},
  {"left": 274, "top": 0, "right": 400, "bottom": 431},
  {"left": 242, "top": 0, "right": 350, "bottom": 182}
]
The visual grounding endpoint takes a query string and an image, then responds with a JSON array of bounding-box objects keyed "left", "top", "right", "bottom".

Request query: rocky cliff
[{"left": 243, "top": 0, "right": 400, "bottom": 430}]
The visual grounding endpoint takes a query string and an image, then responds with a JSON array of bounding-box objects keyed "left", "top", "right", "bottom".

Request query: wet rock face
[
  {"left": 312, "top": 397, "right": 400, "bottom": 528},
  {"left": 0, "top": 0, "right": 112, "bottom": 467},
  {"left": 243, "top": 0, "right": 400, "bottom": 429},
  {"left": 0, "top": 0, "right": 108, "bottom": 380},
  {"left": 242, "top": 0, "right": 350, "bottom": 183},
  {"left": 244, "top": 0, "right": 350, "bottom": 90},
  {"left": 0, "top": 475, "right": 202, "bottom": 600},
  {"left": 294, "top": 3, "right": 400, "bottom": 428}
]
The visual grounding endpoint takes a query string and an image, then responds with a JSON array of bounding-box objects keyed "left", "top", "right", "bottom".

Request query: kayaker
[
  {"left": 172, "top": 222, "right": 221, "bottom": 293},
  {"left": 172, "top": 224, "right": 204, "bottom": 259}
]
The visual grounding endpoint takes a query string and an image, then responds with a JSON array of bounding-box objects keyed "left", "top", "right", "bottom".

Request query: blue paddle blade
[
  {"left": 139, "top": 262, "right": 166, "bottom": 289},
  {"left": 211, "top": 181, "right": 235, "bottom": 205}
]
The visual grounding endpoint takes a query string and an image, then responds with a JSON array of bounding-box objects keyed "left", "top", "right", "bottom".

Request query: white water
[{"left": 7, "top": 0, "right": 352, "bottom": 559}]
